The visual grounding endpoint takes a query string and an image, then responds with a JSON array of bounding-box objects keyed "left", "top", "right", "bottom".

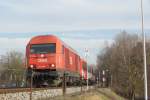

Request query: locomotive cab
[{"left": 29, "top": 43, "right": 56, "bottom": 70}]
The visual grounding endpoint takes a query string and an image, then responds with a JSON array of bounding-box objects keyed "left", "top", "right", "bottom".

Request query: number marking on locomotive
[{"left": 37, "top": 59, "right": 48, "bottom": 62}]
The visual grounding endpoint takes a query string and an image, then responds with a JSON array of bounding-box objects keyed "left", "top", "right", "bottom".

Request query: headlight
[
  {"left": 30, "top": 65, "right": 34, "bottom": 68},
  {"left": 40, "top": 54, "right": 44, "bottom": 58},
  {"left": 51, "top": 64, "right": 55, "bottom": 67}
]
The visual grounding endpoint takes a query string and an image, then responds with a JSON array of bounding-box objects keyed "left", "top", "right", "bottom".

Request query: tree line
[
  {"left": 0, "top": 51, "right": 25, "bottom": 87},
  {"left": 96, "top": 31, "right": 150, "bottom": 100}
]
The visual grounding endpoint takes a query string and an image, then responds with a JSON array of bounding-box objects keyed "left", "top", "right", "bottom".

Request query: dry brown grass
[{"left": 43, "top": 88, "right": 126, "bottom": 100}]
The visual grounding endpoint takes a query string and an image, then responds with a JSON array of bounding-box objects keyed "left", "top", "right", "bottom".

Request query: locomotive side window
[{"left": 30, "top": 43, "right": 56, "bottom": 54}]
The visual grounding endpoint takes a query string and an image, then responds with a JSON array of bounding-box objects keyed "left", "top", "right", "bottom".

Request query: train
[{"left": 26, "top": 35, "right": 95, "bottom": 87}]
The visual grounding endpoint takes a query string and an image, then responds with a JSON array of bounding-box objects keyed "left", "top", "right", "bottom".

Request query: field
[{"left": 43, "top": 88, "right": 126, "bottom": 100}]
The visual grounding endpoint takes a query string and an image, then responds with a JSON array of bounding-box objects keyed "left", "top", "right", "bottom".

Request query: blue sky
[{"left": 0, "top": 0, "right": 150, "bottom": 64}]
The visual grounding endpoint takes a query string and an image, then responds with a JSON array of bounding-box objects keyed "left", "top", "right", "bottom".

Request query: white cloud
[
  {"left": 62, "top": 38, "right": 113, "bottom": 50},
  {"left": 0, "top": 0, "right": 150, "bottom": 32},
  {"left": 0, "top": 37, "right": 30, "bottom": 54}
]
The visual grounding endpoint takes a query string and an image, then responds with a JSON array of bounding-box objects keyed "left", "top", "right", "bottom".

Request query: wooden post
[
  {"left": 81, "top": 77, "right": 83, "bottom": 93},
  {"left": 30, "top": 70, "right": 33, "bottom": 100},
  {"left": 63, "top": 72, "right": 66, "bottom": 95}
]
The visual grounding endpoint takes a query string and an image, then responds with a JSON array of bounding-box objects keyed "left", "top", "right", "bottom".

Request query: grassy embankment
[{"left": 43, "top": 88, "right": 126, "bottom": 100}]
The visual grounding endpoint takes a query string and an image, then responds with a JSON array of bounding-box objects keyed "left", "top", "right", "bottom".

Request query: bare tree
[
  {"left": 97, "top": 32, "right": 148, "bottom": 99},
  {"left": 0, "top": 51, "right": 25, "bottom": 87}
]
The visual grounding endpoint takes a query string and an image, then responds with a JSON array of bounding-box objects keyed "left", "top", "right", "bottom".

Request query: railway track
[
  {"left": 0, "top": 86, "right": 83, "bottom": 94},
  {"left": 0, "top": 87, "right": 62, "bottom": 94}
]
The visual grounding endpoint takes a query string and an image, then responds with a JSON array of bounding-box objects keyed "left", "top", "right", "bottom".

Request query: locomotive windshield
[{"left": 30, "top": 43, "right": 56, "bottom": 54}]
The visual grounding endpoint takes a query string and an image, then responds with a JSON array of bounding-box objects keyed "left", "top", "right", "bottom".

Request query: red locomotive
[{"left": 26, "top": 35, "right": 90, "bottom": 87}]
